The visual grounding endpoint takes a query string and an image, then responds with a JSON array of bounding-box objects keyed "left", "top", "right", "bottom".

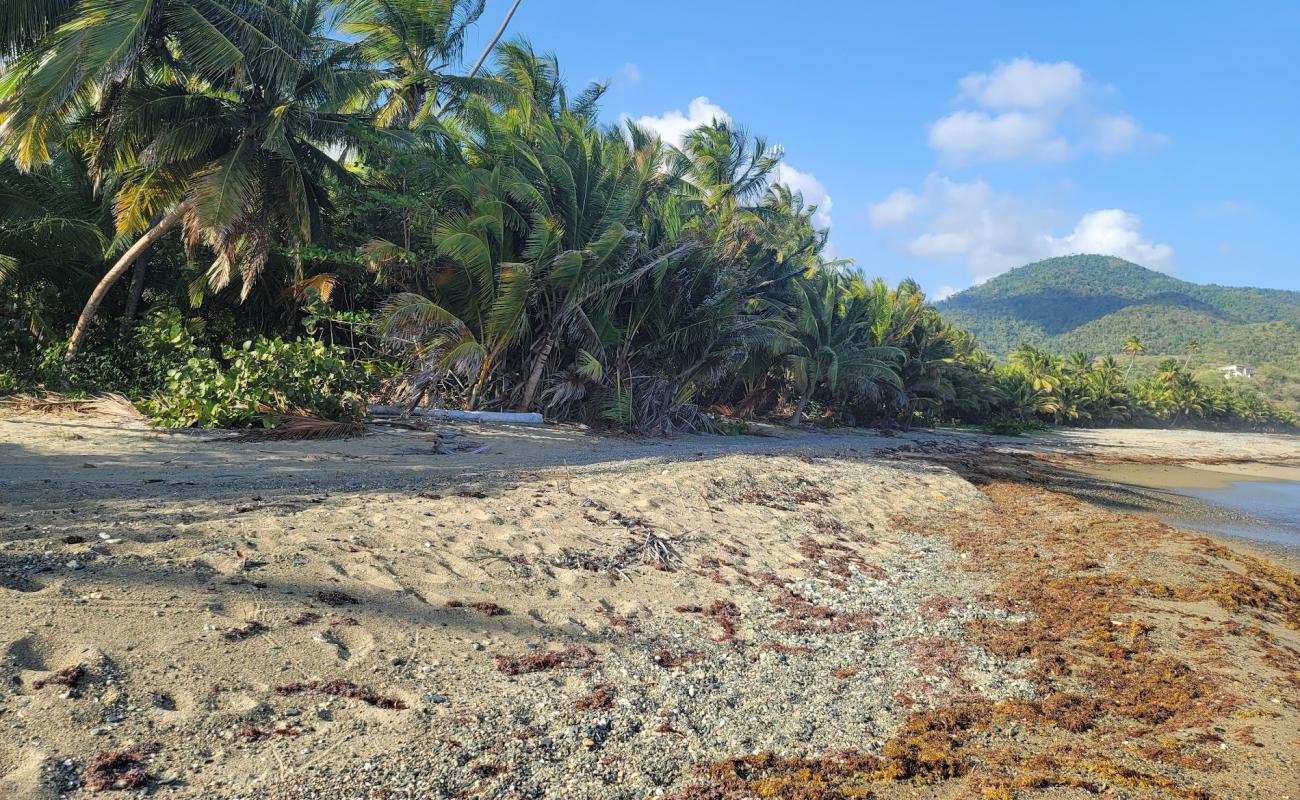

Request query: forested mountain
[{"left": 938, "top": 255, "right": 1300, "bottom": 370}]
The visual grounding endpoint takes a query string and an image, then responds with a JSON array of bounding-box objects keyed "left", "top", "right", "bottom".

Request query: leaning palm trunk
[
  {"left": 432, "top": 0, "right": 522, "bottom": 116},
  {"left": 520, "top": 332, "right": 556, "bottom": 411},
  {"left": 65, "top": 203, "right": 189, "bottom": 359}
]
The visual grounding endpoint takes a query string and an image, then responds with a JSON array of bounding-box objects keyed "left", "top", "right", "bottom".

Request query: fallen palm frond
[
  {"left": 83, "top": 392, "right": 145, "bottom": 419},
  {"left": 223, "top": 414, "right": 369, "bottom": 442},
  {"left": 1, "top": 391, "right": 143, "bottom": 419}
]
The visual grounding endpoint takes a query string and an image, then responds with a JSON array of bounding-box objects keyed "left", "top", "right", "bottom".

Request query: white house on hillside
[{"left": 1218, "top": 364, "right": 1252, "bottom": 379}]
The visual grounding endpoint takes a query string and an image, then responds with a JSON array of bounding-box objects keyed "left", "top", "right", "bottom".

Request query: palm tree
[
  {"left": 3, "top": 0, "right": 388, "bottom": 357},
  {"left": 781, "top": 269, "right": 902, "bottom": 425},
  {"left": 0, "top": 152, "right": 112, "bottom": 336},
  {"left": 338, "top": 0, "right": 504, "bottom": 128},
  {"left": 1121, "top": 335, "right": 1145, "bottom": 380},
  {"left": 1010, "top": 344, "right": 1063, "bottom": 393},
  {"left": 1183, "top": 341, "right": 1201, "bottom": 369}
]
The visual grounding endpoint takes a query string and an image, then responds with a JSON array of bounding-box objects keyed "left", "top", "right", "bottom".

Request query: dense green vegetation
[
  {"left": 1, "top": 2, "right": 1294, "bottom": 434},
  {"left": 939, "top": 255, "right": 1300, "bottom": 412}
]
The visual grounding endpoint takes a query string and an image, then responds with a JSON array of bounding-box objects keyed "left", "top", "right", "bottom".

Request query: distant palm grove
[{"left": 1, "top": 1, "right": 1294, "bottom": 434}]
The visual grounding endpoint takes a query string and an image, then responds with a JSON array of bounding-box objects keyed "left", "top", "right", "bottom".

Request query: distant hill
[
  {"left": 937, "top": 255, "right": 1300, "bottom": 410},
  {"left": 938, "top": 255, "right": 1300, "bottom": 365}
]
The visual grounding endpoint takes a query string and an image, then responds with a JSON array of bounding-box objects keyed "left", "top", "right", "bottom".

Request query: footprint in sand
[
  {"left": 324, "top": 559, "right": 404, "bottom": 592},
  {"left": 5, "top": 633, "right": 104, "bottom": 685},
  {"left": 343, "top": 561, "right": 404, "bottom": 592},
  {"left": 526, "top": 608, "right": 589, "bottom": 636},
  {"left": 313, "top": 625, "right": 376, "bottom": 662}
]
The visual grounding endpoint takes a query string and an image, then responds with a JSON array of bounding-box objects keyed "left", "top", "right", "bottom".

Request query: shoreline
[{"left": 1067, "top": 462, "right": 1300, "bottom": 567}]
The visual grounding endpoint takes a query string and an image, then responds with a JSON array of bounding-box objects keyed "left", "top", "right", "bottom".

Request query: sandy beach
[{"left": 1, "top": 413, "right": 1298, "bottom": 799}]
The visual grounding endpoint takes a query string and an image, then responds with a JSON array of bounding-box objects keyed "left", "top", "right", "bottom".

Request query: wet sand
[{"left": 1070, "top": 462, "right": 1300, "bottom": 564}]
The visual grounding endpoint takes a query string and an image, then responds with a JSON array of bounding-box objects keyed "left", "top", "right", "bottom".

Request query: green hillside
[{"left": 937, "top": 255, "right": 1300, "bottom": 409}]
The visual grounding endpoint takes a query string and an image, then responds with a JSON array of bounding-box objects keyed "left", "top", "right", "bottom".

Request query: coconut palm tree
[
  {"left": 780, "top": 268, "right": 903, "bottom": 425},
  {"left": 337, "top": 0, "right": 507, "bottom": 127},
  {"left": 1121, "top": 335, "right": 1145, "bottom": 380},
  {"left": 2, "top": 0, "right": 389, "bottom": 357}
]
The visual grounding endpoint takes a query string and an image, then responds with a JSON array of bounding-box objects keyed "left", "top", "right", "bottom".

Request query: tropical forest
[{"left": 0, "top": 0, "right": 1294, "bottom": 435}]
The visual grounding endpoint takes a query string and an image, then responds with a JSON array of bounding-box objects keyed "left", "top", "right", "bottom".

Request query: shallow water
[{"left": 1177, "top": 478, "right": 1300, "bottom": 553}]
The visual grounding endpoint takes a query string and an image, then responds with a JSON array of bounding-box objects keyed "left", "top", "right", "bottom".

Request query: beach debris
[
  {"left": 33, "top": 664, "right": 86, "bottom": 690},
  {"left": 652, "top": 650, "right": 703, "bottom": 670},
  {"left": 238, "top": 725, "right": 303, "bottom": 740},
  {"left": 315, "top": 590, "right": 359, "bottom": 607},
  {"left": 221, "top": 620, "right": 267, "bottom": 641},
  {"left": 367, "top": 405, "right": 544, "bottom": 425},
  {"left": 575, "top": 684, "right": 615, "bottom": 711},
  {"left": 446, "top": 599, "right": 509, "bottom": 616},
  {"left": 223, "top": 415, "right": 368, "bottom": 442},
  {"left": 288, "top": 611, "right": 321, "bottom": 626},
  {"left": 275, "top": 678, "right": 407, "bottom": 710},
  {"left": 675, "top": 599, "right": 740, "bottom": 641},
  {"left": 553, "top": 529, "right": 685, "bottom": 579},
  {"left": 2, "top": 392, "right": 142, "bottom": 419},
  {"left": 62, "top": 535, "right": 87, "bottom": 545},
  {"left": 494, "top": 645, "right": 597, "bottom": 676},
  {"left": 81, "top": 741, "right": 160, "bottom": 791}
]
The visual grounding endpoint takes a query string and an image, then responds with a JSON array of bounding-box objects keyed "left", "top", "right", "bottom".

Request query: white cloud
[
  {"left": 930, "top": 59, "right": 1161, "bottom": 164},
  {"left": 1046, "top": 209, "right": 1174, "bottom": 268},
  {"left": 869, "top": 175, "right": 1174, "bottom": 282},
  {"left": 627, "top": 96, "right": 729, "bottom": 145},
  {"left": 868, "top": 189, "right": 920, "bottom": 227},
  {"left": 772, "top": 163, "right": 833, "bottom": 229},
  {"left": 619, "top": 63, "right": 641, "bottom": 85},
  {"left": 1090, "top": 113, "right": 1140, "bottom": 153},
  {"left": 929, "top": 110, "right": 1069, "bottom": 163},
  {"left": 932, "top": 285, "right": 960, "bottom": 302},
  {"left": 958, "top": 59, "right": 1084, "bottom": 109}
]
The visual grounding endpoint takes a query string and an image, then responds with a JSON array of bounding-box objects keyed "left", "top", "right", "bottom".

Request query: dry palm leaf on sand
[
  {"left": 1, "top": 392, "right": 143, "bottom": 419},
  {"left": 224, "top": 414, "right": 369, "bottom": 442}
]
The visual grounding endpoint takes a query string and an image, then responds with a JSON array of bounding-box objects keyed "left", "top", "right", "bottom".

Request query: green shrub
[
  {"left": 712, "top": 417, "right": 754, "bottom": 436},
  {"left": 982, "top": 417, "right": 1049, "bottom": 437},
  {"left": 142, "top": 335, "right": 379, "bottom": 428}
]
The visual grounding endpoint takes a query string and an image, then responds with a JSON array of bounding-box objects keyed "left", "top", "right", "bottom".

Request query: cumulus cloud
[
  {"left": 772, "top": 163, "right": 833, "bottom": 229},
  {"left": 1047, "top": 209, "right": 1174, "bottom": 268},
  {"left": 928, "top": 110, "right": 1068, "bottom": 163},
  {"left": 868, "top": 189, "right": 920, "bottom": 227},
  {"left": 869, "top": 175, "right": 1174, "bottom": 282},
  {"left": 930, "top": 59, "right": 1161, "bottom": 164},
  {"left": 958, "top": 59, "right": 1084, "bottom": 110},
  {"left": 627, "top": 96, "right": 729, "bottom": 145}
]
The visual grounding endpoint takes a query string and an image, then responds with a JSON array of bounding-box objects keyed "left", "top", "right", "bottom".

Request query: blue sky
[{"left": 466, "top": 1, "right": 1299, "bottom": 296}]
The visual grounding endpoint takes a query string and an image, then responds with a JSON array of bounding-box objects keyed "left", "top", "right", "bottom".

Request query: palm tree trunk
[
  {"left": 520, "top": 332, "right": 556, "bottom": 411},
  {"left": 120, "top": 214, "right": 163, "bottom": 334},
  {"left": 434, "top": 0, "right": 521, "bottom": 116},
  {"left": 121, "top": 253, "right": 150, "bottom": 329},
  {"left": 789, "top": 388, "right": 811, "bottom": 426},
  {"left": 66, "top": 203, "right": 188, "bottom": 360}
]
